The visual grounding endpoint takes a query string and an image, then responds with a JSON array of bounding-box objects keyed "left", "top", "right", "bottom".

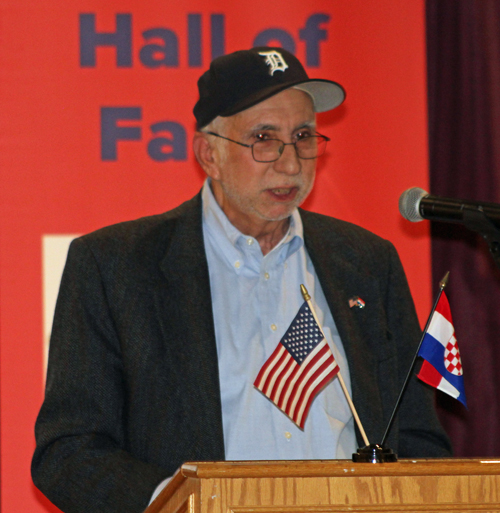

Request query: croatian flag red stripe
[
  {"left": 417, "top": 291, "right": 466, "bottom": 407},
  {"left": 254, "top": 302, "right": 340, "bottom": 428}
]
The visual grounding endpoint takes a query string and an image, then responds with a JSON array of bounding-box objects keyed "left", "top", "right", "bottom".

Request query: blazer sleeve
[{"left": 32, "top": 236, "right": 169, "bottom": 513}]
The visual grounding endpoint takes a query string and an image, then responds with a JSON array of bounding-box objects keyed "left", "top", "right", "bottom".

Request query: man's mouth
[{"left": 267, "top": 187, "right": 299, "bottom": 201}]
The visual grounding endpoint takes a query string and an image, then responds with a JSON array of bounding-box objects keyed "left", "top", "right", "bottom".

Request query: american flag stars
[{"left": 283, "top": 307, "right": 324, "bottom": 364}]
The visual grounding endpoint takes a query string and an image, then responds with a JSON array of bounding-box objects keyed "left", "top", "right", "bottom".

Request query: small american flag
[{"left": 254, "top": 302, "right": 340, "bottom": 429}]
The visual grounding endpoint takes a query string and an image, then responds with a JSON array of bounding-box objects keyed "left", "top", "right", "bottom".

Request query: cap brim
[
  {"left": 293, "top": 80, "right": 345, "bottom": 112},
  {"left": 219, "top": 78, "right": 345, "bottom": 119}
]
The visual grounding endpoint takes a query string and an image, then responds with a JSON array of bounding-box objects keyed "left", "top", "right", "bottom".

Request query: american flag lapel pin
[{"left": 349, "top": 296, "right": 365, "bottom": 309}]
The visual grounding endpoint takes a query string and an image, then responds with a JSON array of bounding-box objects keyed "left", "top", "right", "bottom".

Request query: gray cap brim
[{"left": 293, "top": 80, "right": 346, "bottom": 112}]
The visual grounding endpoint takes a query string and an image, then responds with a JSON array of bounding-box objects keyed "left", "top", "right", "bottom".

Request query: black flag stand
[{"left": 352, "top": 272, "right": 450, "bottom": 463}]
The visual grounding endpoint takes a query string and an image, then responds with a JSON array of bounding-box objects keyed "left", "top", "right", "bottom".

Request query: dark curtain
[{"left": 427, "top": 0, "right": 500, "bottom": 456}]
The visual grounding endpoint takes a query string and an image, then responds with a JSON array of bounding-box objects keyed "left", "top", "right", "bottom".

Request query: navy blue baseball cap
[{"left": 193, "top": 46, "right": 345, "bottom": 129}]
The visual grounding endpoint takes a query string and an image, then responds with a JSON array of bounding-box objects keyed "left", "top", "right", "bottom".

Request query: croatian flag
[
  {"left": 417, "top": 292, "right": 466, "bottom": 406},
  {"left": 254, "top": 302, "right": 339, "bottom": 429}
]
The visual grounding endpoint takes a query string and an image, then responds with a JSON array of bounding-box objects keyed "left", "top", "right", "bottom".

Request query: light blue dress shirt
[
  {"left": 202, "top": 179, "right": 356, "bottom": 460},
  {"left": 149, "top": 181, "right": 358, "bottom": 504}
]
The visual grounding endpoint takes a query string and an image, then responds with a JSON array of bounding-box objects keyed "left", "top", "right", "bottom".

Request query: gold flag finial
[
  {"left": 300, "top": 284, "right": 311, "bottom": 301},
  {"left": 439, "top": 271, "right": 450, "bottom": 289}
]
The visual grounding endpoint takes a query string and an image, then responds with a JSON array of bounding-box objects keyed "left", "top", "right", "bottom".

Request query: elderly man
[{"left": 32, "top": 47, "right": 451, "bottom": 513}]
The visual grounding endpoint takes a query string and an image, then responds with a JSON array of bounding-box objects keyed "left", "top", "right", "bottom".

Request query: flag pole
[
  {"left": 300, "top": 284, "right": 370, "bottom": 447},
  {"left": 379, "top": 271, "right": 450, "bottom": 447}
]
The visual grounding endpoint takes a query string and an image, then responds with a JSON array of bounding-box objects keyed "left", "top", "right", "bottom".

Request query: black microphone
[{"left": 399, "top": 187, "right": 500, "bottom": 229}]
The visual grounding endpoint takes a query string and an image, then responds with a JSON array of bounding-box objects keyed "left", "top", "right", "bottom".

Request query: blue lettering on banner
[
  {"left": 299, "top": 13, "right": 330, "bottom": 67},
  {"left": 210, "top": 14, "right": 225, "bottom": 60},
  {"left": 253, "top": 29, "right": 296, "bottom": 54},
  {"left": 79, "top": 13, "right": 227, "bottom": 68},
  {"left": 140, "top": 28, "right": 179, "bottom": 67},
  {"left": 88, "top": 13, "right": 331, "bottom": 161},
  {"left": 80, "top": 13, "right": 132, "bottom": 67},
  {"left": 101, "top": 107, "right": 141, "bottom": 160},
  {"left": 188, "top": 14, "right": 202, "bottom": 67},
  {"left": 148, "top": 121, "right": 187, "bottom": 161},
  {"left": 79, "top": 13, "right": 329, "bottom": 68},
  {"left": 100, "top": 107, "right": 187, "bottom": 162}
]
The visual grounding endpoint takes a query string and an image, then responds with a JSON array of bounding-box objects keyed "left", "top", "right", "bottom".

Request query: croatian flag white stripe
[
  {"left": 427, "top": 310, "right": 454, "bottom": 347},
  {"left": 436, "top": 377, "right": 460, "bottom": 399}
]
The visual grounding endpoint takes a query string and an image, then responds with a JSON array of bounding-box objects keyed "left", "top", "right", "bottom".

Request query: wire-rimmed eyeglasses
[{"left": 205, "top": 131, "right": 330, "bottom": 163}]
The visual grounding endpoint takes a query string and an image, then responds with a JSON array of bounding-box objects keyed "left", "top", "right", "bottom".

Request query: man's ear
[{"left": 193, "top": 132, "right": 221, "bottom": 180}]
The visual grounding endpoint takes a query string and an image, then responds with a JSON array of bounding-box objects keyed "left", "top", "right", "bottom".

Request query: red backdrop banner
[{"left": 0, "top": 1, "right": 430, "bottom": 511}]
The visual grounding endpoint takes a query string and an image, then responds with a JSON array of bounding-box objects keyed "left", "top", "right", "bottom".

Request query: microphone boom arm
[{"left": 461, "top": 207, "right": 500, "bottom": 271}]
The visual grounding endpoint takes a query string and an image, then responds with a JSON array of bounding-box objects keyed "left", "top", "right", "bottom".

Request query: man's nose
[{"left": 273, "top": 143, "right": 301, "bottom": 174}]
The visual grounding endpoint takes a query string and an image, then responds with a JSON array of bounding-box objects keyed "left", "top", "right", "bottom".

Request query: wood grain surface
[{"left": 147, "top": 460, "right": 500, "bottom": 513}]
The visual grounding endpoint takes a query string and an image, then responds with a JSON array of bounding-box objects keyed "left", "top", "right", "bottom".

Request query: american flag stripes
[{"left": 254, "top": 301, "right": 340, "bottom": 428}]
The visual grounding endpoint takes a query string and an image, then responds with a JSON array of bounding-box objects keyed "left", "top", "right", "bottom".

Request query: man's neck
[
  {"left": 208, "top": 180, "right": 291, "bottom": 255},
  {"left": 252, "top": 218, "right": 290, "bottom": 256}
]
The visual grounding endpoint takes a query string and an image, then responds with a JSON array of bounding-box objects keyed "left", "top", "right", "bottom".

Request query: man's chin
[
  {"left": 256, "top": 204, "right": 298, "bottom": 222},
  {"left": 261, "top": 191, "right": 310, "bottom": 221}
]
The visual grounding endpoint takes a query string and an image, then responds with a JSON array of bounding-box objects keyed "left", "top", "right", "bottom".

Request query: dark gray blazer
[{"left": 32, "top": 194, "right": 451, "bottom": 513}]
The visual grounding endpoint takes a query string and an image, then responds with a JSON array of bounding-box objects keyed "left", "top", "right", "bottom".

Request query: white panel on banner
[{"left": 42, "top": 235, "right": 79, "bottom": 373}]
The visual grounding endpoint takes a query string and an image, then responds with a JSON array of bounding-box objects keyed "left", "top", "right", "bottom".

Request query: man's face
[{"left": 207, "top": 88, "right": 317, "bottom": 234}]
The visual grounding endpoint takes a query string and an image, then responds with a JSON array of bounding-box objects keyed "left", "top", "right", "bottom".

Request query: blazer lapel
[
  {"left": 158, "top": 194, "right": 225, "bottom": 460},
  {"left": 301, "top": 210, "right": 386, "bottom": 446}
]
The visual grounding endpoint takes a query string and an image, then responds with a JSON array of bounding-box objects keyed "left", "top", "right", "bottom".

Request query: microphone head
[{"left": 399, "top": 187, "right": 429, "bottom": 222}]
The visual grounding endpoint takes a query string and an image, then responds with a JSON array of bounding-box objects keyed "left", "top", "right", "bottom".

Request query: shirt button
[
  {"left": 271, "top": 324, "right": 277, "bottom": 331},
  {"left": 247, "top": 238, "right": 253, "bottom": 245},
  {"left": 264, "top": 272, "right": 270, "bottom": 280},
  {"left": 234, "top": 261, "right": 241, "bottom": 269},
  {"left": 285, "top": 431, "right": 292, "bottom": 439},
  {"left": 284, "top": 263, "right": 288, "bottom": 269}
]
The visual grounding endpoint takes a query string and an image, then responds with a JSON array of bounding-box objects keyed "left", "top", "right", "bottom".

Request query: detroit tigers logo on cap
[{"left": 258, "top": 50, "right": 289, "bottom": 75}]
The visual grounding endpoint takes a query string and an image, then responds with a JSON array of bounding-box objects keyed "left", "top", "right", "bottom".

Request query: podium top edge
[{"left": 178, "top": 459, "right": 500, "bottom": 479}]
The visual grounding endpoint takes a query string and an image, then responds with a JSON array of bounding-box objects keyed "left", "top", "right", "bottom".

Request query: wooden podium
[{"left": 145, "top": 459, "right": 500, "bottom": 513}]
